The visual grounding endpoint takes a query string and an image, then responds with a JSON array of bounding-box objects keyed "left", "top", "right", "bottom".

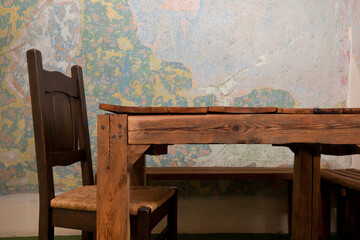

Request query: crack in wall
[{"left": 197, "top": 37, "right": 298, "bottom": 98}]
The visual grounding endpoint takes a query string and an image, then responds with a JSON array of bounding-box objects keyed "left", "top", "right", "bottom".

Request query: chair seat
[{"left": 50, "top": 185, "right": 175, "bottom": 215}]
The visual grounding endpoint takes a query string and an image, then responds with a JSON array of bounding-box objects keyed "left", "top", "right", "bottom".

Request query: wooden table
[{"left": 96, "top": 104, "right": 360, "bottom": 240}]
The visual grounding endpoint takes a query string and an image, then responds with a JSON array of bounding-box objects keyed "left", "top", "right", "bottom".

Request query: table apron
[{"left": 128, "top": 114, "right": 360, "bottom": 145}]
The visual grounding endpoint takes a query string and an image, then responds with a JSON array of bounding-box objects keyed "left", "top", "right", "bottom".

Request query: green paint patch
[{"left": 233, "top": 88, "right": 296, "bottom": 108}]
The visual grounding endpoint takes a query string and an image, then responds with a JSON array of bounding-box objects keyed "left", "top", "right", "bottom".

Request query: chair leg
[
  {"left": 168, "top": 187, "right": 178, "bottom": 240},
  {"left": 82, "top": 231, "right": 96, "bottom": 240},
  {"left": 38, "top": 209, "right": 54, "bottom": 240},
  {"left": 137, "top": 206, "right": 152, "bottom": 240}
]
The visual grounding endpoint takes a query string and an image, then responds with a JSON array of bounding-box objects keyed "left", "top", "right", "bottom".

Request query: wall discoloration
[{"left": 0, "top": 0, "right": 358, "bottom": 195}]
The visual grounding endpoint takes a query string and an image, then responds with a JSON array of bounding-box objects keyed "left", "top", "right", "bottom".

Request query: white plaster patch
[{"left": 129, "top": 0, "right": 349, "bottom": 108}]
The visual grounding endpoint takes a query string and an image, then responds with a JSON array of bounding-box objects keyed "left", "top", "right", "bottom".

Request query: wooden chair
[{"left": 26, "top": 49, "right": 177, "bottom": 240}]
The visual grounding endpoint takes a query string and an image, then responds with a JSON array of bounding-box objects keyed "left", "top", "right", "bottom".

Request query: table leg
[
  {"left": 97, "top": 114, "right": 130, "bottom": 240},
  {"left": 291, "top": 145, "right": 320, "bottom": 240}
]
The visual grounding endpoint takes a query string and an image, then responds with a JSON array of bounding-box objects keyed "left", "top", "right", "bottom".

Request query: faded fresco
[{"left": 1, "top": 0, "right": 360, "bottom": 195}]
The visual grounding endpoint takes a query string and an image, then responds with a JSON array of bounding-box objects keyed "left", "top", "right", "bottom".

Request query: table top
[{"left": 99, "top": 103, "right": 360, "bottom": 115}]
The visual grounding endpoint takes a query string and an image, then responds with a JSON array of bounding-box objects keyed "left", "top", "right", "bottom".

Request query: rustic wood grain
[
  {"left": 208, "top": 106, "right": 277, "bottom": 113},
  {"left": 344, "top": 108, "right": 360, "bottom": 114},
  {"left": 128, "top": 114, "right": 360, "bottom": 145},
  {"left": 99, "top": 103, "right": 168, "bottom": 114},
  {"left": 97, "top": 114, "right": 130, "bottom": 240},
  {"left": 346, "top": 168, "right": 360, "bottom": 176},
  {"left": 127, "top": 145, "right": 150, "bottom": 169},
  {"left": 321, "top": 170, "right": 360, "bottom": 192},
  {"left": 324, "top": 169, "right": 360, "bottom": 181},
  {"left": 168, "top": 107, "right": 208, "bottom": 114},
  {"left": 332, "top": 169, "right": 360, "bottom": 180},
  {"left": 277, "top": 108, "right": 314, "bottom": 114},
  {"left": 97, "top": 103, "right": 360, "bottom": 239}
]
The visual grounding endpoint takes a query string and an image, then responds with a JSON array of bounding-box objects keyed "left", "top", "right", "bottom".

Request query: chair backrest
[{"left": 27, "top": 49, "right": 94, "bottom": 203}]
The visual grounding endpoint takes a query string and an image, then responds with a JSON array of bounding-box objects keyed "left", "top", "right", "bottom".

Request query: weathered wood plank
[
  {"left": 97, "top": 114, "right": 130, "bottom": 240},
  {"left": 99, "top": 103, "right": 168, "bottom": 114},
  {"left": 208, "top": 106, "right": 277, "bottom": 113},
  {"left": 344, "top": 108, "right": 360, "bottom": 114},
  {"left": 277, "top": 108, "right": 344, "bottom": 114},
  {"left": 321, "top": 170, "right": 360, "bottom": 192},
  {"left": 168, "top": 107, "right": 208, "bottom": 114},
  {"left": 99, "top": 103, "right": 360, "bottom": 115},
  {"left": 277, "top": 108, "right": 314, "bottom": 114},
  {"left": 325, "top": 169, "right": 360, "bottom": 181},
  {"left": 146, "top": 167, "right": 293, "bottom": 180},
  {"left": 128, "top": 114, "right": 360, "bottom": 145},
  {"left": 314, "top": 108, "right": 344, "bottom": 114},
  {"left": 346, "top": 168, "right": 360, "bottom": 176}
]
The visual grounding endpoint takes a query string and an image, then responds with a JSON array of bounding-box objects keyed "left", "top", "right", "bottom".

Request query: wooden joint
[
  {"left": 287, "top": 143, "right": 321, "bottom": 154},
  {"left": 145, "top": 145, "right": 168, "bottom": 155},
  {"left": 127, "top": 145, "right": 151, "bottom": 170}
]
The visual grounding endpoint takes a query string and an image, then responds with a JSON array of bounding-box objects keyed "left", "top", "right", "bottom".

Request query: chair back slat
[
  {"left": 45, "top": 91, "right": 77, "bottom": 153},
  {"left": 43, "top": 70, "right": 80, "bottom": 98},
  {"left": 51, "top": 150, "right": 85, "bottom": 166},
  {"left": 27, "top": 49, "right": 94, "bottom": 202}
]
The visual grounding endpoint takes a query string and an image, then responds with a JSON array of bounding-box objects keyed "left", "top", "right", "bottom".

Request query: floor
[{"left": 0, "top": 234, "right": 343, "bottom": 240}]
